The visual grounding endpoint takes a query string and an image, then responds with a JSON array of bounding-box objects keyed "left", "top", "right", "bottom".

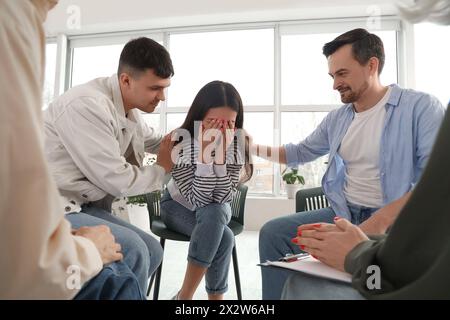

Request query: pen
[{"left": 278, "top": 253, "right": 310, "bottom": 262}]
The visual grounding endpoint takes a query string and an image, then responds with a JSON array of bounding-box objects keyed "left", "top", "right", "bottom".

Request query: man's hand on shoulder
[{"left": 156, "top": 133, "right": 175, "bottom": 173}]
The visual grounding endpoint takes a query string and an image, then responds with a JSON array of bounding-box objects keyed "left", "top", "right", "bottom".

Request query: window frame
[{"left": 43, "top": 38, "right": 58, "bottom": 109}]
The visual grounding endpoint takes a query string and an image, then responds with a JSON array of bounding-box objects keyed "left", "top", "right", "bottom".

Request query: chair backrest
[
  {"left": 295, "top": 187, "right": 329, "bottom": 212},
  {"left": 230, "top": 184, "right": 248, "bottom": 226},
  {"left": 146, "top": 190, "right": 162, "bottom": 227},
  {"left": 146, "top": 184, "right": 248, "bottom": 227}
]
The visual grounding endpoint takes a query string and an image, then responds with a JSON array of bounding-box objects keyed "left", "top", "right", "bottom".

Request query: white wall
[{"left": 244, "top": 197, "right": 296, "bottom": 231}]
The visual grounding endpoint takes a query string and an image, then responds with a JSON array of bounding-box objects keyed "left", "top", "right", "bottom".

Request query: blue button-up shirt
[{"left": 285, "top": 84, "right": 445, "bottom": 219}]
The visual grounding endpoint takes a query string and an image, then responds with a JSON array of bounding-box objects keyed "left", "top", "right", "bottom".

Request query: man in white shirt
[
  {"left": 1, "top": 0, "right": 144, "bottom": 299},
  {"left": 43, "top": 37, "right": 175, "bottom": 293}
]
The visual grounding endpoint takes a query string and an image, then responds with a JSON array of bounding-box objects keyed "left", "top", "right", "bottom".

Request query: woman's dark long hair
[{"left": 179, "top": 80, "right": 253, "bottom": 183}]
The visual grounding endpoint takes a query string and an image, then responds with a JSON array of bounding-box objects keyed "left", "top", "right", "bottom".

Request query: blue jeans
[
  {"left": 74, "top": 262, "right": 145, "bottom": 300},
  {"left": 160, "top": 191, "right": 234, "bottom": 295},
  {"left": 281, "top": 273, "right": 365, "bottom": 300},
  {"left": 66, "top": 207, "right": 163, "bottom": 294},
  {"left": 259, "top": 203, "right": 378, "bottom": 300}
]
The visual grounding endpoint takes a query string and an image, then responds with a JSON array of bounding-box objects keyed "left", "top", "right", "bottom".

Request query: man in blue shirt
[{"left": 257, "top": 28, "right": 445, "bottom": 300}]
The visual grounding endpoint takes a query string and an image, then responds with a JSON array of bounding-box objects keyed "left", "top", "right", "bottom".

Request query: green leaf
[
  {"left": 298, "top": 176, "right": 305, "bottom": 185},
  {"left": 127, "top": 194, "right": 147, "bottom": 206},
  {"left": 282, "top": 167, "right": 306, "bottom": 184}
]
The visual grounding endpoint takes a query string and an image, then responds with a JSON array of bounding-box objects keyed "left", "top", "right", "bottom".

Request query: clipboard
[
  {"left": 258, "top": 253, "right": 310, "bottom": 265},
  {"left": 258, "top": 254, "right": 352, "bottom": 284}
]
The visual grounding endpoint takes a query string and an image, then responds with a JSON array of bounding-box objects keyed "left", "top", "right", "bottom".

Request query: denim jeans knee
[
  {"left": 195, "top": 203, "right": 232, "bottom": 226},
  {"left": 160, "top": 193, "right": 235, "bottom": 295},
  {"left": 74, "top": 261, "right": 145, "bottom": 300},
  {"left": 281, "top": 273, "right": 365, "bottom": 300},
  {"left": 189, "top": 203, "right": 232, "bottom": 267},
  {"left": 205, "top": 225, "right": 234, "bottom": 295},
  {"left": 259, "top": 207, "right": 336, "bottom": 300},
  {"left": 66, "top": 212, "right": 151, "bottom": 294}
]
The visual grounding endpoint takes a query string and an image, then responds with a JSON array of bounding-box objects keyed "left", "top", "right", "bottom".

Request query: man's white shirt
[{"left": 339, "top": 87, "right": 392, "bottom": 208}]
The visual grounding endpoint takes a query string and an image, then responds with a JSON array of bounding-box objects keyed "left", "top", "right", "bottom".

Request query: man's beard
[
  {"left": 338, "top": 81, "right": 369, "bottom": 104},
  {"left": 147, "top": 100, "right": 160, "bottom": 109}
]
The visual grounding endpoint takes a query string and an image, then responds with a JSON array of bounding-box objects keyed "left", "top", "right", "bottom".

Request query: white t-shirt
[{"left": 339, "top": 87, "right": 392, "bottom": 208}]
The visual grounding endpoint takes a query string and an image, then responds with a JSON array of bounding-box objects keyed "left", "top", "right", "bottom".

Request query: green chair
[
  {"left": 295, "top": 186, "right": 329, "bottom": 212},
  {"left": 145, "top": 184, "right": 248, "bottom": 300}
]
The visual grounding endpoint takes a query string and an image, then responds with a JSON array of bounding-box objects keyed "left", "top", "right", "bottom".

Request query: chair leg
[
  {"left": 149, "top": 238, "right": 165, "bottom": 300},
  {"left": 232, "top": 244, "right": 242, "bottom": 300},
  {"left": 146, "top": 272, "right": 156, "bottom": 297},
  {"left": 147, "top": 237, "right": 165, "bottom": 297}
]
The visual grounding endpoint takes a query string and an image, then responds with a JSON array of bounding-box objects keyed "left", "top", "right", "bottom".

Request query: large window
[
  {"left": 280, "top": 112, "right": 329, "bottom": 191},
  {"left": 414, "top": 23, "right": 450, "bottom": 107},
  {"left": 168, "top": 29, "right": 274, "bottom": 107},
  {"left": 43, "top": 43, "right": 57, "bottom": 109},
  {"left": 65, "top": 19, "right": 402, "bottom": 196},
  {"left": 166, "top": 113, "right": 187, "bottom": 132},
  {"left": 281, "top": 33, "right": 340, "bottom": 106},
  {"left": 71, "top": 44, "right": 124, "bottom": 87},
  {"left": 244, "top": 112, "right": 274, "bottom": 194},
  {"left": 281, "top": 30, "right": 398, "bottom": 105},
  {"left": 70, "top": 34, "right": 163, "bottom": 87}
]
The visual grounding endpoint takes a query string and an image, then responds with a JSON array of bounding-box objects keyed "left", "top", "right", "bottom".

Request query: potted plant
[
  {"left": 282, "top": 167, "right": 305, "bottom": 199},
  {"left": 111, "top": 196, "right": 132, "bottom": 223},
  {"left": 126, "top": 194, "right": 148, "bottom": 207}
]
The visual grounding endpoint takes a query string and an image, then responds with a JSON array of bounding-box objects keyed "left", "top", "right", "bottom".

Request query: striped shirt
[{"left": 167, "top": 139, "right": 244, "bottom": 210}]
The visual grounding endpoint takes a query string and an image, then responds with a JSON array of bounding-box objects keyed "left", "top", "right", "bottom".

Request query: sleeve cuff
[
  {"left": 72, "top": 235, "right": 103, "bottom": 280},
  {"left": 368, "top": 234, "right": 387, "bottom": 241},
  {"left": 152, "top": 163, "right": 166, "bottom": 179},
  {"left": 195, "top": 162, "right": 215, "bottom": 176},
  {"left": 344, "top": 240, "right": 379, "bottom": 274},
  {"left": 145, "top": 164, "right": 166, "bottom": 190}
]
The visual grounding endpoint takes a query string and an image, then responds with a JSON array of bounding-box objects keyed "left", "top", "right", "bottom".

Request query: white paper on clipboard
[{"left": 262, "top": 255, "right": 352, "bottom": 283}]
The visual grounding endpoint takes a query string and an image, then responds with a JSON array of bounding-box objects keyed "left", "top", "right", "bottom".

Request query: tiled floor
[{"left": 128, "top": 209, "right": 262, "bottom": 300}]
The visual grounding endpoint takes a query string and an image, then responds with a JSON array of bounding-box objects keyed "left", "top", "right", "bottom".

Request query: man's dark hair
[
  {"left": 118, "top": 37, "right": 174, "bottom": 78},
  {"left": 322, "top": 28, "right": 385, "bottom": 75}
]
